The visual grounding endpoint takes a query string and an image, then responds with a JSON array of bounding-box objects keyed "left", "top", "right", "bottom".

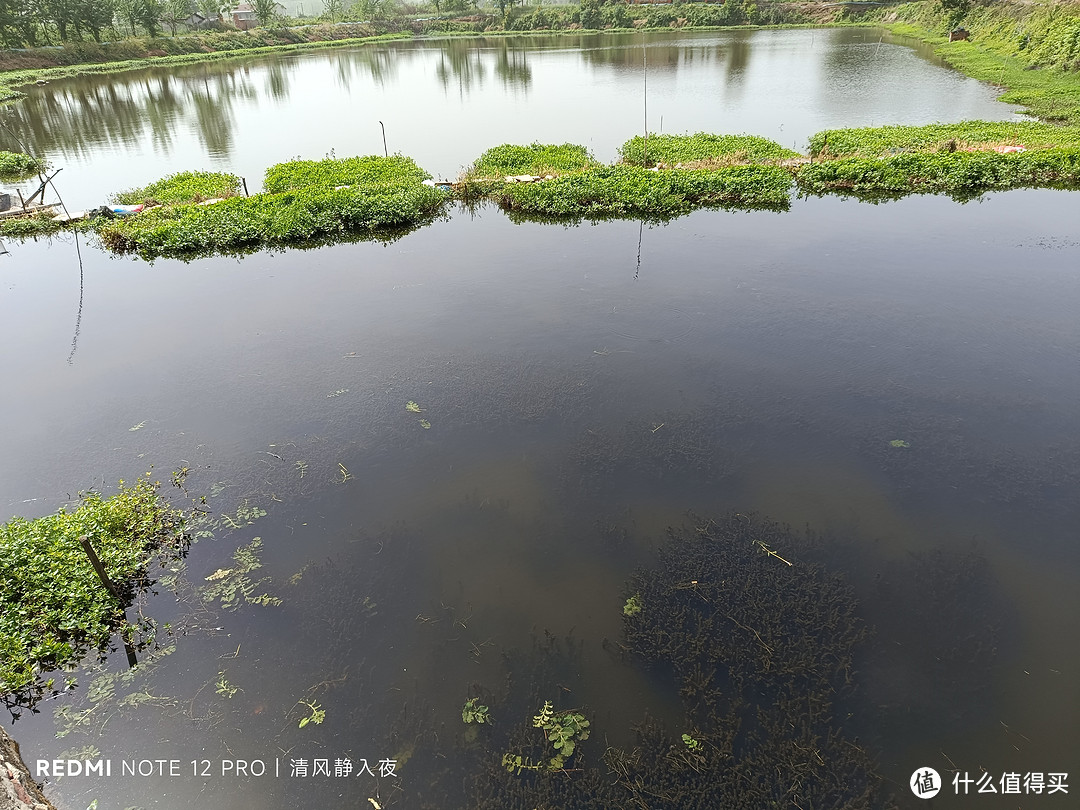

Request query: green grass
[
  {"left": 809, "top": 121, "right": 1080, "bottom": 158},
  {"left": 465, "top": 143, "right": 600, "bottom": 179},
  {"left": 263, "top": 154, "right": 431, "bottom": 193},
  {"left": 796, "top": 147, "right": 1080, "bottom": 199},
  {"left": 620, "top": 133, "right": 801, "bottom": 167},
  {"left": 0, "top": 477, "right": 185, "bottom": 714},
  {"left": 880, "top": 1, "right": 1080, "bottom": 125},
  {"left": 97, "top": 182, "right": 446, "bottom": 259},
  {"left": 0, "top": 151, "right": 46, "bottom": 181},
  {"left": 112, "top": 171, "right": 242, "bottom": 205},
  {"left": 495, "top": 164, "right": 793, "bottom": 219}
]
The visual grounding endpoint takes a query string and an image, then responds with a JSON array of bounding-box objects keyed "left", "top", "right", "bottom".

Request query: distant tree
[
  {"left": 160, "top": 0, "right": 192, "bottom": 33},
  {"left": 196, "top": 0, "right": 228, "bottom": 22},
  {"left": 252, "top": 0, "right": 281, "bottom": 24},
  {"left": 81, "top": 0, "right": 116, "bottom": 40},
  {"left": 133, "top": 0, "right": 164, "bottom": 35},
  {"left": 321, "top": 0, "right": 343, "bottom": 21}
]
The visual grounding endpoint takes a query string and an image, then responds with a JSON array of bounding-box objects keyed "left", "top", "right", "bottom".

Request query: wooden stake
[{"left": 77, "top": 535, "right": 138, "bottom": 668}]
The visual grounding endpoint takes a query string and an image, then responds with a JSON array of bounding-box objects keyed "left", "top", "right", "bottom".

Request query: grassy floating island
[
  {"left": 9, "top": 123, "right": 1080, "bottom": 252},
  {"left": 0, "top": 151, "right": 47, "bottom": 182},
  {"left": 97, "top": 155, "right": 447, "bottom": 259},
  {"left": 799, "top": 121, "right": 1080, "bottom": 199},
  {"left": 467, "top": 137, "right": 796, "bottom": 219},
  {"left": 619, "top": 132, "right": 802, "bottom": 168}
]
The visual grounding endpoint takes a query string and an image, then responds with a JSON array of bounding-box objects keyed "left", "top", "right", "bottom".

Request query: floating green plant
[
  {"left": 462, "top": 697, "right": 491, "bottom": 724},
  {"left": 622, "top": 594, "right": 643, "bottom": 617},
  {"left": 297, "top": 699, "right": 326, "bottom": 729},
  {"left": 531, "top": 700, "right": 591, "bottom": 770},
  {"left": 466, "top": 143, "right": 600, "bottom": 179},
  {"left": 890, "top": 439, "right": 911, "bottom": 448},
  {"left": 112, "top": 171, "right": 241, "bottom": 205},
  {"left": 199, "top": 537, "right": 281, "bottom": 611},
  {"left": 1, "top": 476, "right": 186, "bottom": 715},
  {"left": 619, "top": 132, "right": 799, "bottom": 167}
]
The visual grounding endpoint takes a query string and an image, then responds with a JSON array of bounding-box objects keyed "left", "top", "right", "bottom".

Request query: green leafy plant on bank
[
  {"left": 619, "top": 133, "right": 799, "bottom": 168},
  {"left": 112, "top": 171, "right": 242, "bottom": 205},
  {"left": 879, "top": 2, "right": 1080, "bottom": 125},
  {"left": 0, "top": 476, "right": 186, "bottom": 715}
]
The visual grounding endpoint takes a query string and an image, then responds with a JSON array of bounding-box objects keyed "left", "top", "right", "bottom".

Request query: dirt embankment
[{"left": 0, "top": 728, "right": 55, "bottom": 810}]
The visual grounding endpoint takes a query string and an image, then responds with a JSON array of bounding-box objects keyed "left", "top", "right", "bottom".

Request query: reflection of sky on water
[{"left": 0, "top": 28, "right": 1022, "bottom": 208}]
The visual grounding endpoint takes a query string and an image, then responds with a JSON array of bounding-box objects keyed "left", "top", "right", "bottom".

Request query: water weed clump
[
  {"left": 798, "top": 147, "right": 1080, "bottom": 199},
  {"left": 112, "top": 171, "right": 242, "bottom": 205},
  {"left": 620, "top": 132, "right": 800, "bottom": 167},
  {"left": 97, "top": 182, "right": 446, "bottom": 258},
  {"left": 496, "top": 164, "right": 793, "bottom": 219},
  {"left": 263, "top": 154, "right": 431, "bottom": 193},
  {"left": 0, "top": 150, "right": 46, "bottom": 180},
  {"left": 465, "top": 143, "right": 600, "bottom": 179},
  {"left": 809, "top": 121, "right": 1080, "bottom": 159},
  {"left": 0, "top": 477, "right": 187, "bottom": 716}
]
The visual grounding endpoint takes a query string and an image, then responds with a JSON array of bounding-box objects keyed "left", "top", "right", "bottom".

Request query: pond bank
[
  {"left": 1, "top": 726, "right": 57, "bottom": 810},
  {"left": 5, "top": 123, "right": 1080, "bottom": 254},
  {"left": 876, "top": 0, "right": 1080, "bottom": 125}
]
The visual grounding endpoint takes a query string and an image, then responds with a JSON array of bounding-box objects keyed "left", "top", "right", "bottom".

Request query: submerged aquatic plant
[
  {"left": 199, "top": 537, "right": 282, "bottom": 611},
  {"left": 462, "top": 697, "right": 491, "bottom": 724}
]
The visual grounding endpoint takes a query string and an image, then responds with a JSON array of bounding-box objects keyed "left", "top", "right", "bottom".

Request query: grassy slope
[{"left": 879, "top": 1, "right": 1080, "bottom": 124}]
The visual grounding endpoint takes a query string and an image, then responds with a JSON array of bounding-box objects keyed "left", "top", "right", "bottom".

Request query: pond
[
  {"left": 2, "top": 28, "right": 1078, "bottom": 810},
  {"left": 3, "top": 27, "right": 1024, "bottom": 207}
]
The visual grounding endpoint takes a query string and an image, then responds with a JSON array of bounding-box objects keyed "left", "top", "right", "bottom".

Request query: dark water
[
  {"left": 2, "top": 29, "right": 1077, "bottom": 810},
  {"left": 2, "top": 27, "right": 1023, "bottom": 208}
]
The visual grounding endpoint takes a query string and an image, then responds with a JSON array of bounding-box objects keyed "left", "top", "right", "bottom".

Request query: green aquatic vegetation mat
[
  {"left": 620, "top": 132, "right": 800, "bottom": 167},
  {"left": 96, "top": 182, "right": 446, "bottom": 258},
  {"left": 466, "top": 143, "right": 600, "bottom": 179},
  {"left": 0, "top": 477, "right": 186, "bottom": 715},
  {"left": 112, "top": 171, "right": 242, "bottom": 205},
  {"left": 809, "top": 121, "right": 1080, "bottom": 158},
  {"left": 496, "top": 164, "right": 793, "bottom": 218},
  {"left": 797, "top": 147, "right": 1080, "bottom": 198},
  {"left": 263, "top": 154, "right": 431, "bottom": 193},
  {"left": 0, "top": 150, "right": 46, "bottom": 180}
]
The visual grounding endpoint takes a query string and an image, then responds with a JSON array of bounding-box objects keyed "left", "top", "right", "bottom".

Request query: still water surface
[{"left": 1, "top": 28, "right": 1076, "bottom": 810}]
